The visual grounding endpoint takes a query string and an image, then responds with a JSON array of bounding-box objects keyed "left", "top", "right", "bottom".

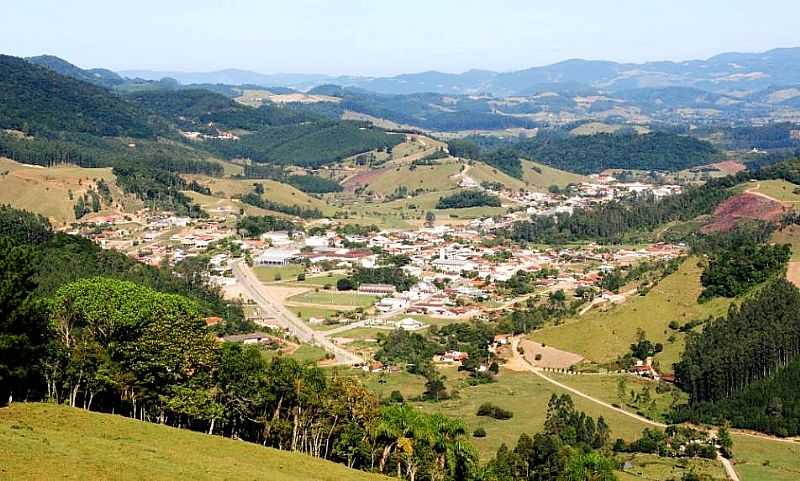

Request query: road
[
  {"left": 509, "top": 337, "right": 745, "bottom": 480},
  {"left": 231, "top": 261, "right": 361, "bottom": 365}
]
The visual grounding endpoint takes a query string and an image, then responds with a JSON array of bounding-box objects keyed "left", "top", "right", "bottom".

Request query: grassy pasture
[{"left": 0, "top": 403, "right": 387, "bottom": 481}]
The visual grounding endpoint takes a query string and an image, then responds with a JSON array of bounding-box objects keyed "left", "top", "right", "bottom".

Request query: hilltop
[{"left": 0, "top": 403, "right": 389, "bottom": 481}]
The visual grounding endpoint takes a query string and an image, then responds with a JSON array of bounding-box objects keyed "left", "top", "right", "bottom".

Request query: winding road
[
  {"left": 231, "top": 261, "right": 361, "bottom": 365},
  {"left": 509, "top": 337, "right": 742, "bottom": 481}
]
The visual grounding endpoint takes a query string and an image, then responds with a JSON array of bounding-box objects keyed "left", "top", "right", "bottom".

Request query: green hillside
[
  {"left": 0, "top": 55, "right": 161, "bottom": 138},
  {"left": 0, "top": 403, "right": 388, "bottom": 481}
]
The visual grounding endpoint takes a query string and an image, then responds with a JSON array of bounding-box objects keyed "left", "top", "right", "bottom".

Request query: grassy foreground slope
[
  {"left": 533, "top": 258, "right": 732, "bottom": 370},
  {"left": 0, "top": 403, "right": 388, "bottom": 481}
]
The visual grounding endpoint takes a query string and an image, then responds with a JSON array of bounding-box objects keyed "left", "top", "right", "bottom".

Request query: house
[
  {"left": 358, "top": 283, "right": 397, "bottom": 295},
  {"left": 439, "top": 350, "right": 469, "bottom": 363}
]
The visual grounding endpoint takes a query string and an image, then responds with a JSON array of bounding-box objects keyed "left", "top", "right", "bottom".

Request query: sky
[{"left": 2, "top": 0, "right": 800, "bottom": 76}]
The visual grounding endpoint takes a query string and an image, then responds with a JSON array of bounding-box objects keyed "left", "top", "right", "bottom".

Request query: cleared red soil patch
[
  {"left": 711, "top": 160, "right": 746, "bottom": 175},
  {"left": 788, "top": 262, "right": 800, "bottom": 288},
  {"left": 702, "top": 193, "right": 787, "bottom": 233},
  {"left": 519, "top": 339, "right": 585, "bottom": 369},
  {"left": 341, "top": 168, "right": 388, "bottom": 193}
]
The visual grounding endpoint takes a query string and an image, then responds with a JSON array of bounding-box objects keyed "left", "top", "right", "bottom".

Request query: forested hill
[
  {"left": 125, "top": 88, "right": 315, "bottom": 131},
  {"left": 26, "top": 54, "right": 125, "bottom": 89},
  {"left": 509, "top": 131, "right": 720, "bottom": 174},
  {"left": 0, "top": 55, "right": 163, "bottom": 137}
]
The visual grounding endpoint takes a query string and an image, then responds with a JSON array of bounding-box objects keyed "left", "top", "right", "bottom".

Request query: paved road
[{"left": 232, "top": 261, "right": 361, "bottom": 365}]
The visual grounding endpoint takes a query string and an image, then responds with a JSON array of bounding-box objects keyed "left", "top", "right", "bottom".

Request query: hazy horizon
[{"left": 3, "top": 0, "right": 800, "bottom": 76}]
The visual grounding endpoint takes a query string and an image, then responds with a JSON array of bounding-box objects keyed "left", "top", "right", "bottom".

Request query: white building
[{"left": 255, "top": 249, "right": 299, "bottom": 266}]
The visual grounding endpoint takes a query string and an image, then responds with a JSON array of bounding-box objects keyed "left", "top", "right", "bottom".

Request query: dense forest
[
  {"left": 674, "top": 278, "right": 800, "bottom": 435},
  {"left": 436, "top": 190, "right": 502, "bottom": 209},
  {"left": 0, "top": 55, "right": 163, "bottom": 138},
  {"left": 503, "top": 185, "right": 730, "bottom": 244},
  {"left": 205, "top": 120, "right": 402, "bottom": 168},
  {"left": 505, "top": 132, "right": 720, "bottom": 174}
]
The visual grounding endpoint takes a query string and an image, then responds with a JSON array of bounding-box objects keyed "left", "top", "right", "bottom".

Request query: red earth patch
[
  {"left": 701, "top": 193, "right": 787, "bottom": 233},
  {"left": 711, "top": 160, "right": 747, "bottom": 175}
]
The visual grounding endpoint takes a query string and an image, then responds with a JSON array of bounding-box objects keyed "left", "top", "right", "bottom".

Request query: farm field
[
  {"left": 0, "top": 403, "right": 387, "bottom": 481},
  {"left": 531, "top": 258, "right": 732, "bottom": 370}
]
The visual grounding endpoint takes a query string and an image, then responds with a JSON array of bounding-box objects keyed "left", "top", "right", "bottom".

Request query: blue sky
[{"left": 2, "top": 0, "right": 799, "bottom": 76}]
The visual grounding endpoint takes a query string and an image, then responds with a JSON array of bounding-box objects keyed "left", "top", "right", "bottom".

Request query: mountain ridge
[{"left": 117, "top": 47, "right": 800, "bottom": 95}]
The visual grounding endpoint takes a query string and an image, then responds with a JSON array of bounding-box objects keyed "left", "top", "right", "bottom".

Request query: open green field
[
  {"left": 294, "top": 273, "right": 347, "bottom": 287},
  {"left": 357, "top": 160, "right": 461, "bottom": 195},
  {"left": 287, "top": 291, "right": 376, "bottom": 308},
  {"left": 0, "top": 403, "right": 386, "bottom": 481},
  {"left": 347, "top": 370, "right": 429, "bottom": 401},
  {"left": 187, "top": 176, "right": 336, "bottom": 216},
  {"left": 467, "top": 161, "right": 528, "bottom": 190},
  {"left": 616, "top": 453, "right": 726, "bottom": 481},
  {"left": 0, "top": 157, "right": 141, "bottom": 225},
  {"left": 552, "top": 374, "right": 686, "bottom": 423},
  {"left": 415, "top": 370, "right": 655, "bottom": 460},
  {"left": 520, "top": 159, "right": 587, "bottom": 190},
  {"left": 532, "top": 258, "right": 732, "bottom": 370},
  {"left": 254, "top": 264, "right": 306, "bottom": 283},
  {"left": 735, "top": 179, "right": 800, "bottom": 203},
  {"left": 731, "top": 434, "right": 800, "bottom": 481},
  {"left": 289, "top": 305, "right": 348, "bottom": 321}
]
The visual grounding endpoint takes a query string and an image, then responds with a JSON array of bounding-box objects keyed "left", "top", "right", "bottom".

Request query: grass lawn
[
  {"left": 0, "top": 403, "right": 387, "bottom": 481},
  {"left": 617, "top": 453, "right": 727, "bottom": 481},
  {"left": 254, "top": 264, "right": 305, "bottom": 283},
  {"left": 532, "top": 258, "right": 732, "bottom": 370},
  {"left": 550, "top": 374, "right": 686, "bottom": 424},
  {"left": 731, "top": 434, "right": 800, "bottom": 481},
  {"left": 287, "top": 291, "right": 376, "bottom": 308},
  {"left": 347, "top": 370, "right": 428, "bottom": 402},
  {"left": 362, "top": 161, "right": 461, "bottom": 194},
  {"left": 261, "top": 344, "right": 329, "bottom": 365},
  {"left": 296, "top": 273, "right": 347, "bottom": 287},
  {"left": 414, "top": 370, "right": 655, "bottom": 460},
  {"left": 289, "top": 305, "right": 348, "bottom": 321}
]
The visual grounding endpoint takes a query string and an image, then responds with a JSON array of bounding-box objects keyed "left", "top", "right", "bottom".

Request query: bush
[
  {"left": 296, "top": 273, "right": 306, "bottom": 281},
  {"left": 336, "top": 278, "right": 354, "bottom": 291},
  {"left": 473, "top": 427, "right": 487, "bottom": 438},
  {"left": 476, "top": 402, "right": 513, "bottom": 420},
  {"left": 388, "top": 390, "right": 404, "bottom": 403}
]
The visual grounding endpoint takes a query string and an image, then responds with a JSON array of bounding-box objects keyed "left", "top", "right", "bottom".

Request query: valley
[{"left": 3, "top": 37, "right": 800, "bottom": 481}]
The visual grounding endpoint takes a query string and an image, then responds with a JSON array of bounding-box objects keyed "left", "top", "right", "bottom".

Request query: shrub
[
  {"left": 388, "top": 390, "right": 404, "bottom": 403},
  {"left": 473, "top": 427, "right": 487, "bottom": 438},
  {"left": 476, "top": 402, "right": 513, "bottom": 420},
  {"left": 296, "top": 273, "right": 306, "bottom": 281}
]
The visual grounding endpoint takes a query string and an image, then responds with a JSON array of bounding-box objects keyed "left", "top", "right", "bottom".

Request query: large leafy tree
[{"left": 0, "top": 237, "right": 46, "bottom": 403}]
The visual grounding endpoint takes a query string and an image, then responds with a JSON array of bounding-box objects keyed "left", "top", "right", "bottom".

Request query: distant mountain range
[{"left": 118, "top": 47, "right": 800, "bottom": 95}]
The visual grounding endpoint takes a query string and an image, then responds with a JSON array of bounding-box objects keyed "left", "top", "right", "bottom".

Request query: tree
[
  {"left": 0, "top": 238, "right": 46, "bottom": 404},
  {"left": 561, "top": 452, "right": 617, "bottom": 481},
  {"left": 717, "top": 422, "right": 734, "bottom": 459},
  {"left": 425, "top": 211, "right": 436, "bottom": 227}
]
